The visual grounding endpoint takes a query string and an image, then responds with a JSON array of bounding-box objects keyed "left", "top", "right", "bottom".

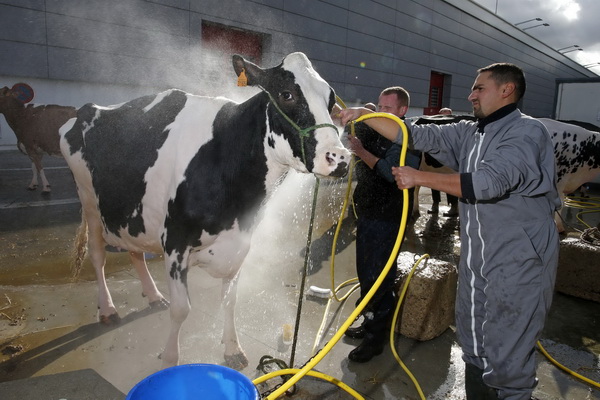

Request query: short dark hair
[
  {"left": 478, "top": 63, "right": 526, "bottom": 101},
  {"left": 380, "top": 86, "right": 410, "bottom": 107}
]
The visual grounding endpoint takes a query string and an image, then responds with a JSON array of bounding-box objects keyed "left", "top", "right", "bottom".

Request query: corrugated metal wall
[{"left": 0, "top": 0, "right": 593, "bottom": 147}]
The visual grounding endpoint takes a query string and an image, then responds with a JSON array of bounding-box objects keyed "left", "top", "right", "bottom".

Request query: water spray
[{"left": 256, "top": 112, "right": 422, "bottom": 400}]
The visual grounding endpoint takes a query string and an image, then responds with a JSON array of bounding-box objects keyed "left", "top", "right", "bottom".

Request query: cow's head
[
  {"left": 233, "top": 52, "right": 349, "bottom": 178},
  {"left": 0, "top": 84, "right": 33, "bottom": 112},
  {"left": 0, "top": 87, "right": 18, "bottom": 112}
]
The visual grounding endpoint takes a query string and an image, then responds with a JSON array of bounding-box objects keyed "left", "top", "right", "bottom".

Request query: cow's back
[
  {"left": 60, "top": 89, "right": 232, "bottom": 251},
  {"left": 7, "top": 103, "right": 76, "bottom": 156}
]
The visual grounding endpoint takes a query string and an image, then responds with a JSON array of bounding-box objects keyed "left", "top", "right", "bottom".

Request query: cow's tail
[{"left": 71, "top": 211, "right": 88, "bottom": 281}]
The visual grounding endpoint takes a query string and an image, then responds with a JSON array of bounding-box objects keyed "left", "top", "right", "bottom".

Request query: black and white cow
[
  {"left": 539, "top": 118, "right": 600, "bottom": 231},
  {"left": 59, "top": 52, "right": 350, "bottom": 369},
  {"left": 410, "top": 116, "right": 600, "bottom": 232}
]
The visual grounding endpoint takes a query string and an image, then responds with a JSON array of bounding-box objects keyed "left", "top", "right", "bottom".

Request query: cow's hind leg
[
  {"left": 221, "top": 274, "right": 248, "bottom": 370},
  {"left": 29, "top": 152, "right": 51, "bottom": 193},
  {"left": 38, "top": 168, "right": 51, "bottom": 194},
  {"left": 129, "top": 251, "right": 169, "bottom": 310},
  {"left": 27, "top": 161, "right": 39, "bottom": 191},
  {"left": 87, "top": 218, "right": 120, "bottom": 324}
]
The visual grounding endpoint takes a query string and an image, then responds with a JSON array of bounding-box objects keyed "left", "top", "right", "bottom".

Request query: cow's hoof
[
  {"left": 27, "top": 185, "right": 37, "bottom": 191},
  {"left": 149, "top": 298, "right": 170, "bottom": 310},
  {"left": 99, "top": 313, "right": 121, "bottom": 325},
  {"left": 224, "top": 352, "right": 249, "bottom": 371}
]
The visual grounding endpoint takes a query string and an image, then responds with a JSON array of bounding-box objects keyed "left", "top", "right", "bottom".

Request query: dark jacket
[{"left": 351, "top": 122, "right": 421, "bottom": 221}]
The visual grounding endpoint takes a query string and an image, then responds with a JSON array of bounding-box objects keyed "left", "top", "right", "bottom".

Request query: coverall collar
[{"left": 477, "top": 103, "right": 518, "bottom": 133}]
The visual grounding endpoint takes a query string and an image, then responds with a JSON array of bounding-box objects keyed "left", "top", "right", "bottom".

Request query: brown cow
[{"left": 0, "top": 86, "right": 77, "bottom": 193}]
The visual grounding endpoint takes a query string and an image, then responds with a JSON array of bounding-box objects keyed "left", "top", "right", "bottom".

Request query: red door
[
  {"left": 424, "top": 72, "right": 445, "bottom": 115},
  {"left": 202, "top": 22, "right": 263, "bottom": 64}
]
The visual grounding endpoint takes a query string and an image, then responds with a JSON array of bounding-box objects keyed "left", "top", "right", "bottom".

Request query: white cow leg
[
  {"left": 162, "top": 268, "right": 190, "bottom": 368},
  {"left": 129, "top": 251, "right": 169, "bottom": 309},
  {"left": 39, "top": 168, "right": 51, "bottom": 193},
  {"left": 221, "top": 274, "right": 248, "bottom": 370},
  {"left": 28, "top": 162, "right": 39, "bottom": 190}
]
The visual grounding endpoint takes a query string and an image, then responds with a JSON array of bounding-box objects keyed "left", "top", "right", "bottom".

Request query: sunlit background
[{"left": 473, "top": 0, "right": 600, "bottom": 73}]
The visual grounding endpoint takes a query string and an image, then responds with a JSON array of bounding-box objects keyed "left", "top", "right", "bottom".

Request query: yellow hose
[
  {"left": 536, "top": 340, "right": 600, "bottom": 389},
  {"left": 546, "top": 195, "right": 600, "bottom": 388},
  {"left": 259, "top": 112, "right": 411, "bottom": 399},
  {"left": 562, "top": 195, "right": 600, "bottom": 229},
  {"left": 253, "top": 368, "right": 365, "bottom": 399},
  {"left": 389, "top": 254, "right": 430, "bottom": 399},
  {"left": 310, "top": 278, "right": 359, "bottom": 356}
]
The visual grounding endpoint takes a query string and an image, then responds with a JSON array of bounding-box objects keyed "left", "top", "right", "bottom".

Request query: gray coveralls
[{"left": 398, "top": 109, "right": 561, "bottom": 400}]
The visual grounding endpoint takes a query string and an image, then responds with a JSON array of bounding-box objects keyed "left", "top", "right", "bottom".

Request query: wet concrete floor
[{"left": 0, "top": 149, "right": 599, "bottom": 399}]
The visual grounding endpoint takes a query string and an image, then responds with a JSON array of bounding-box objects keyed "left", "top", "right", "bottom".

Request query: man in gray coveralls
[{"left": 338, "top": 63, "right": 561, "bottom": 400}]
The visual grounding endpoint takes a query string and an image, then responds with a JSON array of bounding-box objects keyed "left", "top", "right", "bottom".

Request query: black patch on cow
[
  {"left": 64, "top": 90, "right": 188, "bottom": 237},
  {"left": 169, "top": 260, "right": 188, "bottom": 287},
  {"left": 414, "top": 114, "right": 476, "bottom": 168},
  {"left": 552, "top": 128, "right": 600, "bottom": 181},
  {"left": 163, "top": 94, "right": 269, "bottom": 257},
  {"left": 328, "top": 91, "right": 336, "bottom": 114},
  {"left": 262, "top": 68, "right": 320, "bottom": 172}
]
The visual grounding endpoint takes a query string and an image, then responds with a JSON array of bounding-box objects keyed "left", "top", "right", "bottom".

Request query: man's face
[
  {"left": 468, "top": 71, "right": 505, "bottom": 119},
  {"left": 378, "top": 94, "right": 407, "bottom": 118}
]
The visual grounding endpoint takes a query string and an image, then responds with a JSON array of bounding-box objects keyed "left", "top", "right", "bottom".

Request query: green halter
[{"left": 260, "top": 87, "right": 339, "bottom": 166}]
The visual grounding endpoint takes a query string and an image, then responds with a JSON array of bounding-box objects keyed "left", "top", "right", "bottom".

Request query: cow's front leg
[
  {"left": 161, "top": 254, "right": 190, "bottom": 368},
  {"left": 129, "top": 251, "right": 169, "bottom": 310},
  {"left": 221, "top": 274, "right": 248, "bottom": 370}
]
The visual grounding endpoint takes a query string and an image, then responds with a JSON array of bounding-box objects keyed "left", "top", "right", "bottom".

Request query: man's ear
[
  {"left": 399, "top": 105, "right": 408, "bottom": 117},
  {"left": 501, "top": 82, "right": 516, "bottom": 99}
]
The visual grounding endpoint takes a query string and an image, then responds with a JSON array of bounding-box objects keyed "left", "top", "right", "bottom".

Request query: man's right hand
[{"left": 338, "top": 107, "right": 372, "bottom": 126}]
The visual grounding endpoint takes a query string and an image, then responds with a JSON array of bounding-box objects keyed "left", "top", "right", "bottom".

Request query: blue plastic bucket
[{"left": 127, "top": 363, "right": 260, "bottom": 400}]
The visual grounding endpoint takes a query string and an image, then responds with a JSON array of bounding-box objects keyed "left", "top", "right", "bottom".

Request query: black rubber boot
[
  {"left": 348, "top": 334, "right": 384, "bottom": 363},
  {"left": 465, "top": 363, "right": 499, "bottom": 400}
]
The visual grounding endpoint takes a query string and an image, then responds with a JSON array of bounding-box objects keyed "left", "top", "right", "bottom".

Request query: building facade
[{"left": 0, "top": 0, "right": 595, "bottom": 148}]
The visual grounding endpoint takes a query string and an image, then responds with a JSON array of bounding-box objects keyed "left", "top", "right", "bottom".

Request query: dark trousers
[
  {"left": 355, "top": 218, "right": 399, "bottom": 340},
  {"left": 431, "top": 189, "right": 458, "bottom": 206}
]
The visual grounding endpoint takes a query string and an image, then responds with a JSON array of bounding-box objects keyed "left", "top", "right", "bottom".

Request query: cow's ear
[{"left": 232, "top": 55, "right": 264, "bottom": 87}]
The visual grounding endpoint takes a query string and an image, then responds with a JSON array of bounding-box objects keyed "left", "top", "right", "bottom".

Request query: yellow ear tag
[{"left": 237, "top": 68, "right": 248, "bottom": 87}]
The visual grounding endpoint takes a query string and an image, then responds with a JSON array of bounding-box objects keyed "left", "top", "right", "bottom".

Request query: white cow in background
[
  {"left": 539, "top": 118, "right": 600, "bottom": 232},
  {"left": 411, "top": 116, "right": 600, "bottom": 232}
]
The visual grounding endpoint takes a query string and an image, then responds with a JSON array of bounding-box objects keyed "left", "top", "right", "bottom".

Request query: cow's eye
[{"left": 279, "top": 91, "right": 294, "bottom": 102}]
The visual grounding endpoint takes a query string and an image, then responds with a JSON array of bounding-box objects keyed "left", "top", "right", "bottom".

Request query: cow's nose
[{"left": 326, "top": 152, "right": 336, "bottom": 165}]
